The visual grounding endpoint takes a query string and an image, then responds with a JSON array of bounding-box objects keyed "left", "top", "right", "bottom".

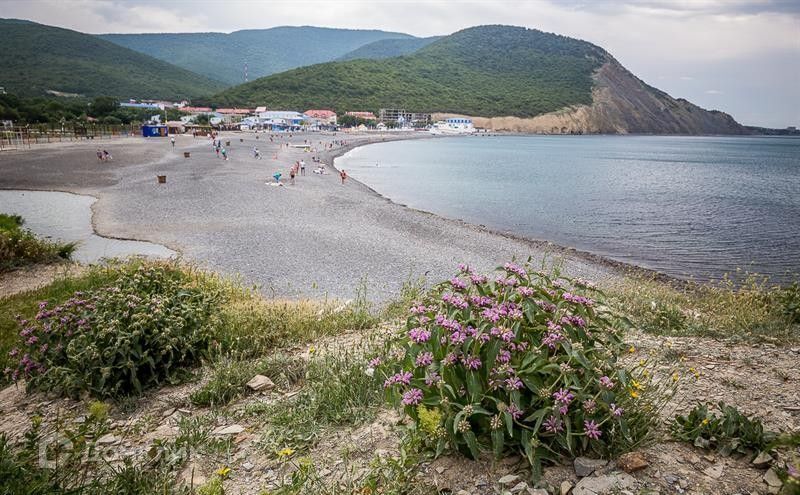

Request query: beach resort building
[
  {"left": 379, "top": 109, "right": 431, "bottom": 127},
  {"left": 255, "top": 110, "right": 308, "bottom": 131},
  {"left": 304, "top": 109, "right": 337, "bottom": 127}
]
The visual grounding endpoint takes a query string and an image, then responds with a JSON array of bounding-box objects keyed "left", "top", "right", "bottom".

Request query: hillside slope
[
  {"left": 210, "top": 25, "right": 744, "bottom": 135},
  {"left": 0, "top": 19, "right": 225, "bottom": 100},
  {"left": 100, "top": 27, "right": 413, "bottom": 85},
  {"left": 337, "top": 36, "right": 442, "bottom": 61},
  {"left": 209, "top": 26, "right": 603, "bottom": 118}
]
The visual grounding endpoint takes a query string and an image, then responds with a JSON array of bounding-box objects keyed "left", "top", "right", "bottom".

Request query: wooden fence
[{"left": 0, "top": 124, "right": 142, "bottom": 151}]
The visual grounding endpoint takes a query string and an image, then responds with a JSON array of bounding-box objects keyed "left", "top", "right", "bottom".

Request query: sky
[{"left": 4, "top": 0, "right": 799, "bottom": 127}]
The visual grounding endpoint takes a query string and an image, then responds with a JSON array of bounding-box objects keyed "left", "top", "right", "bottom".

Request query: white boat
[{"left": 430, "top": 117, "right": 476, "bottom": 135}]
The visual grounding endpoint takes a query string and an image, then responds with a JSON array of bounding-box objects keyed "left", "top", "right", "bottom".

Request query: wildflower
[
  {"left": 309, "top": 346, "right": 316, "bottom": 354},
  {"left": 535, "top": 300, "right": 557, "bottom": 313},
  {"left": 470, "top": 274, "right": 488, "bottom": 285},
  {"left": 584, "top": 420, "right": 602, "bottom": 440},
  {"left": 552, "top": 388, "right": 574, "bottom": 406},
  {"left": 517, "top": 286, "right": 534, "bottom": 297},
  {"left": 701, "top": 418, "right": 709, "bottom": 426},
  {"left": 599, "top": 376, "right": 615, "bottom": 389},
  {"left": 277, "top": 448, "right": 295, "bottom": 459},
  {"left": 457, "top": 263, "right": 471, "bottom": 273},
  {"left": 503, "top": 262, "right": 527, "bottom": 278},
  {"left": 457, "top": 419, "right": 471, "bottom": 432},
  {"left": 583, "top": 399, "right": 596, "bottom": 413},
  {"left": 505, "top": 376, "right": 523, "bottom": 390},
  {"left": 450, "top": 277, "right": 468, "bottom": 291},
  {"left": 629, "top": 345, "right": 636, "bottom": 353},
  {"left": 542, "top": 331, "right": 563, "bottom": 349},
  {"left": 425, "top": 371, "right": 441, "bottom": 386},
  {"left": 672, "top": 372, "right": 680, "bottom": 382},
  {"left": 544, "top": 415, "right": 564, "bottom": 433},
  {"left": 507, "top": 403, "right": 523, "bottom": 420},
  {"left": 408, "top": 327, "right": 431, "bottom": 343},
  {"left": 383, "top": 371, "right": 413, "bottom": 388},
  {"left": 490, "top": 414, "right": 503, "bottom": 430},
  {"left": 463, "top": 355, "right": 482, "bottom": 371},
  {"left": 610, "top": 403, "right": 624, "bottom": 417},
  {"left": 629, "top": 389, "right": 639, "bottom": 399},
  {"left": 415, "top": 352, "right": 433, "bottom": 367},
  {"left": 559, "top": 362, "right": 573, "bottom": 373},
  {"left": 368, "top": 356, "right": 382, "bottom": 367},
  {"left": 216, "top": 466, "right": 231, "bottom": 478},
  {"left": 496, "top": 349, "right": 511, "bottom": 364},
  {"left": 402, "top": 388, "right": 424, "bottom": 406}
]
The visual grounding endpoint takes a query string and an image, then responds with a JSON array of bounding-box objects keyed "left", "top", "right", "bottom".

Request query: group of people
[
  {"left": 211, "top": 139, "right": 229, "bottom": 160},
  {"left": 95, "top": 148, "right": 112, "bottom": 161}
]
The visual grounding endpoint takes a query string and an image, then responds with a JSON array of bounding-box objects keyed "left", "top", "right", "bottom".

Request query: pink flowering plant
[
  {"left": 384, "top": 262, "right": 643, "bottom": 473},
  {"left": 4, "top": 263, "right": 219, "bottom": 398}
]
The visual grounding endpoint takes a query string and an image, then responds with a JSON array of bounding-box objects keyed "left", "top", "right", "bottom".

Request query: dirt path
[{"left": 0, "top": 263, "right": 86, "bottom": 299}]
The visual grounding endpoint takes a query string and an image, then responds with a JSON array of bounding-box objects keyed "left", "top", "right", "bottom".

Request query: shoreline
[{"left": 327, "top": 136, "right": 685, "bottom": 288}]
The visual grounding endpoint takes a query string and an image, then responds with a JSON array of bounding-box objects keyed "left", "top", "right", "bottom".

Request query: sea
[{"left": 338, "top": 135, "right": 800, "bottom": 284}]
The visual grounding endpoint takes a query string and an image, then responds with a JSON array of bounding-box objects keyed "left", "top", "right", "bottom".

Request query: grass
[
  {"left": 608, "top": 272, "right": 800, "bottom": 343},
  {"left": 0, "top": 213, "right": 77, "bottom": 272}
]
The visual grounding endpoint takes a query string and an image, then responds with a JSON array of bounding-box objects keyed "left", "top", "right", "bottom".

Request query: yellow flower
[
  {"left": 277, "top": 447, "right": 295, "bottom": 459},
  {"left": 216, "top": 466, "right": 231, "bottom": 478},
  {"left": 672, "top": 372, "right": 680, "bottom": 382},
  {"left": 629, "top": 390, "right": 639, "bottom": 399},
  {"left": 639, "top": 359, "right": 646, "bottom": 366},
  {"left": 309, "top": 346, "right": 316, "bottom": 354},
  {"left": 631, "top": 380, "right": 643, "bottom": 390},
  {"left": 701, "top": 418, "right": 709, "bottom": 425},
  {"left": 629, "top": 346, "right": 636, "bottom": 353}
]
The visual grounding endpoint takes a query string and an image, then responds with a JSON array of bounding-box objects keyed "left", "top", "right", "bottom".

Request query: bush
[
  {"left": 671, "top": 402, "right": 777, "bottom": 456},
  {"left": 0, "top": 213, "right": 76, "bottom": 271},
  {"left": 5, "top": 262, "right": 221, "bottom": 398},
  {"left": 382, "top": 262, "right": 655, "bottom": 473}
]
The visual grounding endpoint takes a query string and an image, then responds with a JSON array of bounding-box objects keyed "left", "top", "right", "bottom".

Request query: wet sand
[{"left": 0, "top": 131, "right": 626, "bottom": 301}]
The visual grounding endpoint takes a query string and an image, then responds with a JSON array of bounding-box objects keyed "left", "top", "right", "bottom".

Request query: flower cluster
[{"left": 383, "top": 261, "right": 634, "bottom": 466}]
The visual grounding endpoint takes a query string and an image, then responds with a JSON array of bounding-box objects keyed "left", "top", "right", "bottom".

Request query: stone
[
  {"left": 617, "top": 451, "right": 649, "bottom": 473},
  {"left": 574, "top": 457, "right": 608, "bottom": 477},
  {"left": 573, "top": 473, "right": 636, "bottom": 495},
  {"left": 161, "top": 407, "right": 176, "bottom": 417},
  {"left": 212, "top": 424, "right": 245, "bottom": 435},
  {"left": 499, "top": 474, "right": 521, "bottom": 486},
  {"left": 96, "top": 433, "right": 119, "bottom": 445},
  {"left": 179, "top": 462, "right": 206, "bottom": 487},
  {"left": 529, "top": 489, "right": 549, "bottom": 495},
  {"left": 764, "top": 468, "right": 782, "bottom": 487},
  {"left": 242, "top": 461, "right": 254, "bottom": 472},
  {"left": 510, "top": 481, "right": 529, "bottom": 493},
  {"left": 247, "top": 374, "right": 275, "bottom": 392},
  {"left": 435, "top": 466, "right": 446, "bottom": 474},
  {"left": 752, "top": 451, "right": 773, "bottom": 468},
  {"left": 560, "top": 480, "right": 573, "bottom": 495},
  {"left": 703, "top": 463, "right": 724, "bottom": 480}
]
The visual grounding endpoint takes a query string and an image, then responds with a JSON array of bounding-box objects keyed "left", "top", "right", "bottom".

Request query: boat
[{"left": 429, "top": 117, "right": 477, "bottom": 135}]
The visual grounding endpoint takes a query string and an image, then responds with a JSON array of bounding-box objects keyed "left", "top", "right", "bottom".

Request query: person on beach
[
  {"left": 290, "top": 168, "right": 296, "bottom": 185},
  {"left": 300, "top": 159, "right": 306, "bottom": 176},
  {"left": 96, "top": 149, "right": 103, "bottom": 161},
  {"left": 170, "top": 137, "right": 175, "bottom": 148},
  {"left": 215, "top": 145, "right": 220, "bottom": 157},
  {"left": 103, "top": 150, "right": 112, "bottom": 161},
  {"left": 254, "top": 147, "right": 261, "bottom": 159},
  {"left": 221, "top": 147, "right": 228, "bottom": 161},
  {"left": 340, "top": 169, "right": 347, "bottom": 184},
  {"left": 273, "top": 172, "right": 282, "bottom": 184}
]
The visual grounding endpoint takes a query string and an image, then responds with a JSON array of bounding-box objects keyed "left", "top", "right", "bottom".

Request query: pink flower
[
  {"left": 401, "top": 388, "right": 423, "bottom": 406},
  {"left": 462, "top": 355, "right": 482, "bottom": 370},
  {"left": 450, "top": 277, "right": 468, "bottom": 291},
  {"left": 517, "top": 286, "right": 534, "bottom": 297},
  {"left": 505, "top": 376, "right": 523, "bottom": 390},
  {"left": 415, "top": 352, "right": 433, "bottom": 367},
  {"left": 599, "top": 376, "right": 615, "bottom": 389},
  {"left": 544, "top": 415, "right": 564, "bottom": 433},
  {"left": 584, "top": 420, "right": 602, "bottom": 440},
  {"left": 368, "top": 356, "right": 382, "bottom": 367},
  {"left": 408, "top": 327, "right": 431, "bottom": 344},
  {"left": 507, "top": 403, "right": 523, "bottom": 420}
]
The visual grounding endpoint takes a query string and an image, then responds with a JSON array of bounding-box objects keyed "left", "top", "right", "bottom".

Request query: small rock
[
  {"left": 96, "top": 433, "right": 119, "bottom": 445},
  {"left": 574, "top": 457, "right": 608, "bottom": 477},
  {"left": 703, "top": 463, "right": 724, "bottom": 480},
  {"left": 529, "top": 489, "right": 548, "bottom": 495},
  {"left": 212, "top": 424, "right": 245, "bottom": 435},
  {"left": 617, "top": 452, "right": 649, "bottom": 473},
  {"left": 764, "top": 468, "right": 782, "bottom": 487},
  {"left": 319, "top": 468, "right": 331, "bottom": 476},
  {"left": 247, "top": 375, "right": 275, "bottom": 392},
  {"left": 702, "top": 454, "right": 716, "bottom": 463},
  {"left": 664, "top": 474, "right": 679, "bottom": 485},
  {"left": 242, "top": 461, "right": 254, "bottom": 472},
  {"left": 161, "top": 407, "right": 176, "bottom": 417},
  {"left": 510, "top": 481, "right": 529, "bottom": 493},
  {"left": 435, "top": 466, "right": 446, "bottom": 474},
  {"left": 499, "top": 474, "right": 521, "bottom": 486},
  {"left": 678, "top": 478, "right": 689, "bottom": 490},
  {"left": 573, "top": 473, "right": 636, "bottom": 495},
  {"left": 752, "top": 451, "right": 773, "bottom": 468},
  {"left": 560, "top": 480, "right": 573, "bottom": 495}
]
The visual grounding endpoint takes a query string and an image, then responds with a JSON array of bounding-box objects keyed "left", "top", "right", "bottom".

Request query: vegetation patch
[{"left": 0, "top": 213, "right": 76, "bottom": 272}]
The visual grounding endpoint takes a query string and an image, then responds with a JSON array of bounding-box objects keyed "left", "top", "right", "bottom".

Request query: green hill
[
  {"left": 207, "top": 25, "right": 605, "bottom": 117},
  {"left": 100, "top": 27, "right": 414, "bottom": 86},
  {"left": 337, "top": 36, "right": 442, "bottom": 61},
  {"left": 0, "top": 19, "right": 225, "bottom": 100}
]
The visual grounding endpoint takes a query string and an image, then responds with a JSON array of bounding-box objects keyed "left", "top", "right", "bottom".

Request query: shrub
[
  {"left": 383, "top": 262, "right": 656, "bottom": 474},
  {"left": 4, "top": 262, "right": 221, "bottom": 398},
  {"left": 671, "top": 402, "right": 777, "bottom": 456},
  {"left": 0, "top": 213, "right": 76, "bottom": 271}
]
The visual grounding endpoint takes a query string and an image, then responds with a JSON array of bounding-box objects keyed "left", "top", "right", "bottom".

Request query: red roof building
[
  {"left": 304, "top": 109, "right": 337, "bottom": 126},
  {"left": 181, "top": 106, "right": 213, "bottom": 113},
  {"left": 345, "top": 111, "right": 377, "bottom": 120}
]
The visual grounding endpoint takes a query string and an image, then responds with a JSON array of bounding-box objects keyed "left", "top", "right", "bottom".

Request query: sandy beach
[{"left": 0, "top": 131, "right": 626, "bottom": 301}]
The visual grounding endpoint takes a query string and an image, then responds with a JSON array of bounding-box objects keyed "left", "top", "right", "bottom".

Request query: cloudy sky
[{"left": 5, "top": 0, "right": 799, "bottom": 127}]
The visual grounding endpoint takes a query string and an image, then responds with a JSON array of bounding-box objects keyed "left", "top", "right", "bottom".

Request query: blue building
[{"left": 142, "top": 125, "right": 168, "bottom": 137}]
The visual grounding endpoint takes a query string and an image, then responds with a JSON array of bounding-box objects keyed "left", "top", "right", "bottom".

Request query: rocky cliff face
[{"left": 436, "top": 59, "right": 746, "bottom": 135}]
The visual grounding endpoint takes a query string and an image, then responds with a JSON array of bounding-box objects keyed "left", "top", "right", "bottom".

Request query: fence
[{"left": 0, "top": 124, "right": 142, "bottom": 151}]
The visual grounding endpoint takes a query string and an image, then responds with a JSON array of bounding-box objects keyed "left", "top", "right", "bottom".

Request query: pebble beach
[{"left": 0, "top": 132, "right": 625, "bottom": 301}]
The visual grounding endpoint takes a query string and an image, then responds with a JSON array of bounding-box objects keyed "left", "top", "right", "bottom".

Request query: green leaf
[{"left": 491, "top": 429, "right": 505, "bottom": 458}]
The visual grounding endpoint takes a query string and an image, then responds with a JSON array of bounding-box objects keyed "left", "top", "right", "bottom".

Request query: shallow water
[
  {"left": 340, "top": 135, "right": 800, "bottom": 283},
  {"left": 0, "top": 190, "right": 175, "bottom": 263}
]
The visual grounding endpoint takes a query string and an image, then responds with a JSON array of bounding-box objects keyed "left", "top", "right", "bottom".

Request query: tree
[{"left": 89, "top": 96, "right": 118, "bottom": 117}]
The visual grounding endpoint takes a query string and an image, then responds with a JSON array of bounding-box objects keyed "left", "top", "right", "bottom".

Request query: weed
[{"left": 0, "top": 213, "right": 76, "bottom": 272}]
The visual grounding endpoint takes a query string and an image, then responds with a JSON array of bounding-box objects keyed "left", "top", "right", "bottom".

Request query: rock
[
  {"left": 703, "top": 463, "right": 724, "bottom": 480},
  {"left": 435, "top": 466, "right": 446, "bottom": 474},
  {"left": 212, "top": 424, "right": 245, "bottom": 435},
  {"left": 617, "top": 452, "right": 649, "bottom": 473},
  {"left": 752, "top": 451, "right": 773, "bottom": 468},
  {"left": 161, "top": 407, "right": 176, "bottom": 417},
  {"left": 510, "top": 481, "right": 529, "bottom": 493},
  {"left": 664, "top": 475, "right": 678, "bottom": 485},
  {"left": 764, "top": 468, "right": 782, "bottom": 487},
  {"left": 242, "top": 461, "right": 254, "bottom": 472},
  {"left": 529, "top": 489, "right": 549, "bottom": 495},
  {"left": 560, "top": 480, "right": 573, "bottom": 495},
  {"left": 179, "top": 462, "right": 206, "bottom": 487},
  {"left": 573, "top": 473, "right": 636, "bottom": 495},
  {"left": 499, "top": 474, "right": 521, "bottom": 486},
  {"left": 574, "top": 457, "right": 608, "bottom": 477},
  {"left": 247, "top": 374, "right": 275, "bottom": 392},
  {"left": 96, "top": 433, "right": 119, "bottom": 445}
]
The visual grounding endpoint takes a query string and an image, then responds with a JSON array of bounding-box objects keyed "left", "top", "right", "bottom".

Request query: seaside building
[
  {"left": 120, "top": 101, "right": 164, "bottom": 110},
  {"left": 345, "top": 111, "right": 377, "bottom": 121},
  {"left": 216, "top": 108, "right": 252, "bottom": 124},
  {"left": 256, "top": 110, "right": 307, "bottom": 131},
  {"left": 379, "top": 109, "right": 431, "bottom": 127},
  {"left": 304, "top": 109, "right": 337, "bottom": 127}
]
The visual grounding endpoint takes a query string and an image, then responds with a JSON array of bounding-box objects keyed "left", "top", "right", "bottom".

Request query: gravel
[{"left": 0, "top": 132, "right": 625, "bottom": 302}]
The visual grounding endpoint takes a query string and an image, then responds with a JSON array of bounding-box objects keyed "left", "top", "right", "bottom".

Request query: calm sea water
[{"left": 339, "top": 135, "right": 800, "bottom": 283}]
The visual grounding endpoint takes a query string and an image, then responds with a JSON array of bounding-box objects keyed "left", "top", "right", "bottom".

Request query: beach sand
[{"left": 0, "top": 131, "right": 627, "bottom": 301}]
